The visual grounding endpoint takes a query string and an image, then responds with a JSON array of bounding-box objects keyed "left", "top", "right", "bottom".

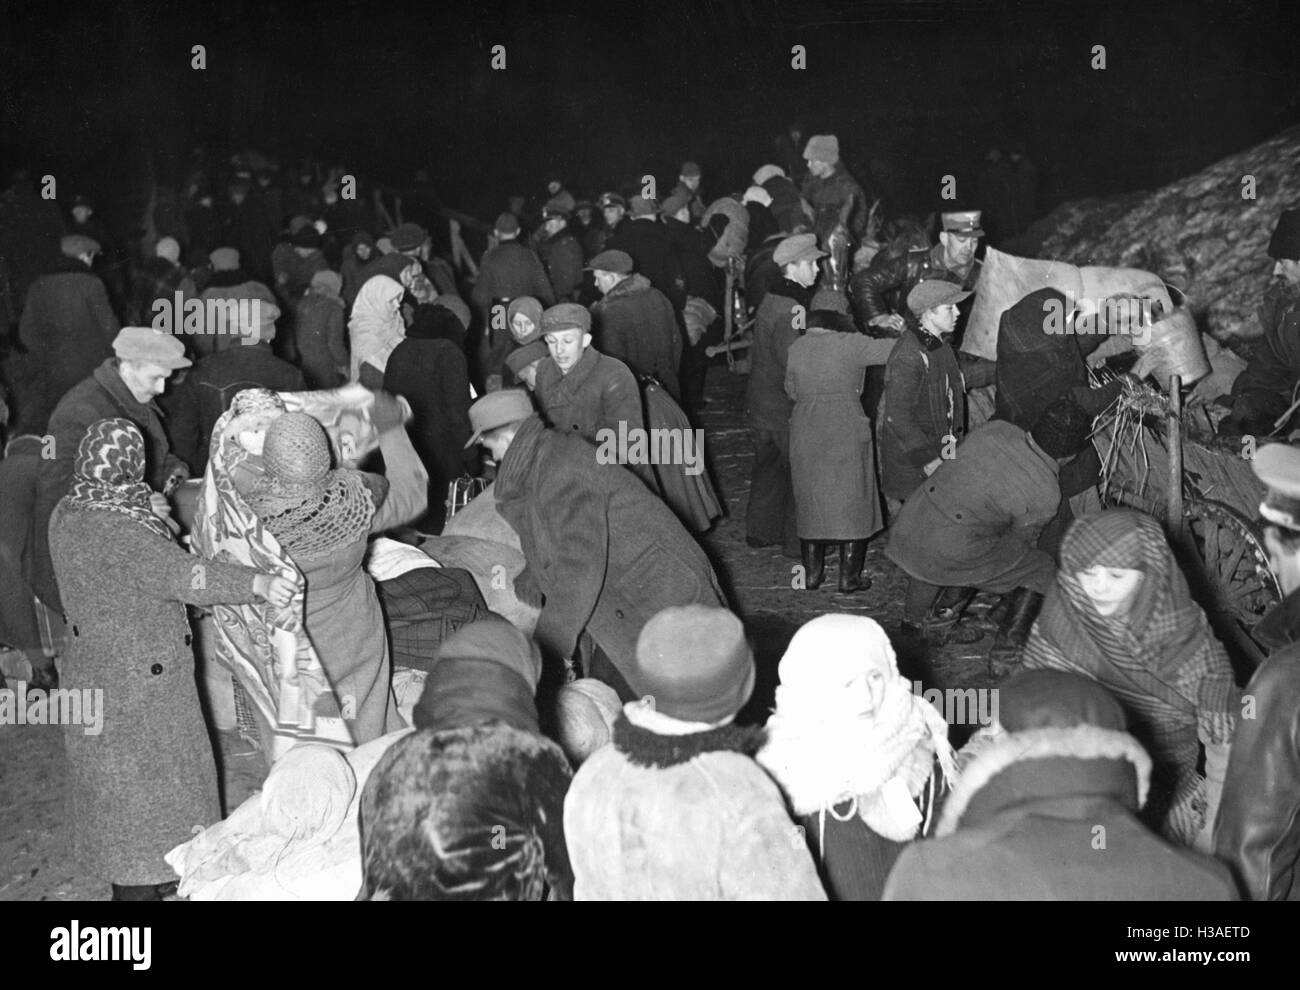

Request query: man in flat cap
[
  {"left": 853, "top": 210, "right": 985, "bottom": 335},
  {"left": 532, "top": 302, "right": 651, "bottom": 487},
  {"left": 535, "top": 206, "right": 585, "bottom": 303},
  {"left": 800, "top": 134, "right": 868, "bottom": 250},
  {"left": 1215, "top": 441, "right": 1300, "bottom": 899},
  {"left": 465, "top": 390, "right": 726, "bottom": 697},
  {"left": 745, "top": 233, "right": 824, "bottom": 553},
  {"left": 588, "top": 249, "right": 682, "bottom": 400},
  {"left": 1223, "top": 209, "right": 1300, "bottom": 437},
  {"left": 31, "top": 327, "right": 194, "bottom": 614},
  {"left": 13, "top": 234, "right": 119, "bottom": 434}
]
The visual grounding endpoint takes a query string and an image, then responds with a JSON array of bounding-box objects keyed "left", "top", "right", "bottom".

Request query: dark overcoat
[{"left": 592, "top": 273, "right": 682, "bottom": 400}]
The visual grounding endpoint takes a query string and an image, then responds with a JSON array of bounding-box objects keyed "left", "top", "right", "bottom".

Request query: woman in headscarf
[
  {"left": 243, "top": 402, "right": 427, "bottom": 743},
  {"left": 384, "top": 305, "right": 477, "bottom": 533},
  {"left": 48, "top": 418, "right": 295, "bottom": 901},
  {"left": 758, "top": 614, "right": 957, "bottom": 900},
  {"left": 482, "top": 296, "right": 544, "bottom": 392},
  {"left": 295, "top": 269, "right": 348, "bottom": 389},
  {"left": 340, "top": 231, "right": 376, "bottom": 312},
  {"left": 357, "top": 617, "right": 573, "bottom": 900},
  {"left": 348, "top": 274, "right": 405, "bottom": 386},
  {"left": 1021, "top": 509, "right": 1239, "bottom": 850}
]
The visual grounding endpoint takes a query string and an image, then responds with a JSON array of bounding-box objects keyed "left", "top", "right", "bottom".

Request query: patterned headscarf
[
  {"left": 63, "top": 418, "right": 174, "bottom": 540},
  {"left": 1022, "top": 509, "right": 1239, "bottom": 842}
]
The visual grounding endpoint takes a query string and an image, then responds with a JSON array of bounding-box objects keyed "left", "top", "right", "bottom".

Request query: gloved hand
[{"left": 369, "top": 390, "right": 407, "bottom": 433}]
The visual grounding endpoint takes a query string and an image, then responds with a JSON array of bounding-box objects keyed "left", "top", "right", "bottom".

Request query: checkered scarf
[
  {"left": 1023, "top": 510, "right": 1237, "bottom": 796},
  {"left": 63, "top": 418, "right": 174, "bottom": 541}
]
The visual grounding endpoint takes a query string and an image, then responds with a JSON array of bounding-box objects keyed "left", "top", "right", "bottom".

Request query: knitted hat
[
  {"left": 60, "top": 233, "right": 100, "bottom": 258},
  {"left": 1268, "top": 208, "right": 1300, "bottom": 261},
  {"left": 629, "top": 195, "right": 658, "bottom": 217},
  {"left": 389, "top": 222, "right": 426, "bottom": 252},
  {"left": 250, "top": 412, "right": 332, "bottom": 509},
  {"left": 585, "top": 249, "right": 633, "bottom": 275},
  {"left": 210, "top": 247, "right": 241, "bottom": 271},
  {"left": 113, "top": 326, "right": 192, "bottom": 370},
  {"left": 155, "top": 236, "right": 181, "bottom": 263},
  {"left": 803, "top": 134, "right": 840, "bottom": 164},
  {"left": 540, "top": 302, "right": 591, "bottom": 335},
  {"left": 504, "top": 340, "right": 549, "bottom": 375},
  {"left": 1030, "top": 398, "right": 1095, "bottom": 459},
  {"left": 506, "top": 296, "right": 544, "bottom": 343},
  {"left": 680, "top": 161, "right": 702, "bottom": 178},
  {"left": 752, "top": 164, "right": 786, "bottom": 186},
  {"left": 660, "top": 189, "right": 692, "bottom": 218},
  {"left": 626, "top": 605, "right": 755, "bottom": 724},
  {"left": 494, "top": 212, "right": 520, "bottom": 236},
  {"left": 743, "top": 185, "right": 773, "bottom": 207},
  {"left": 433, "top": 295, "right": 472, "bottom": 331}
]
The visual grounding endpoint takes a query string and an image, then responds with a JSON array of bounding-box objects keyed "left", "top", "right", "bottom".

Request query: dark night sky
[{"left": 2, "top": 0, "right": 1298, "bottom": 222}]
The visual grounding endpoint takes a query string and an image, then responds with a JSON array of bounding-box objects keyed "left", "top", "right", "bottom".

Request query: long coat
[
  {"left": 470, "top": 240, "right": 555, "bottom": 320},
  {"left": 786, "top": 328, "right": 895, "bottom": 539},
  {"left": 15, "top": 257, "right": 119, "bottom": 432},
  {"left": 33, "top": 360, "right": 187, "bottom": 611},
  {"left": 48, "top": 508, "right": 260, "bottom": 884},
  {"left": 591, "top": 273, "right": 682, "bottom": 400},
  {"left": 746, "top": 282, "right": 810, "bottom": 433},
  {"left": 294, "top": 289, "right": 349, "bottom": 390},
  {"left": 886, "top": 420, "right": 1059, "bottom": 595},
  {"left": 493, "top": 417, "right": 725, "bottom": 674},
  {"left": 878, "top": 326, "right": 965, "bottom": 502}
]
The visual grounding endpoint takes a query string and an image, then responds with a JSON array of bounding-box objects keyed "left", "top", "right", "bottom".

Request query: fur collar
[
  {"left": 613, "top": 713, "right": 765, "bottom": 769},
  {"left": 937, "top": 725, "right": 1152, "bottom": 837}
]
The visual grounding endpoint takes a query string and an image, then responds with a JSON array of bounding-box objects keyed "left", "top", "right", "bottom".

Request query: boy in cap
[
  {"left": 853, "top": 210, "right": 985, "bottom": 334},
  {"left": 31, "top": 328, "right": 193, "bottom": 612},
  {"left": 1215, "top": 441, "right": 1300, "bottom": 899},
  {"left": 563, "top": 604, "right": 826, "bottom": 900},
  {"left": 878, "top": 279, "right": 996, "bottom": 507},
  {"left": 745, "top": 233, "right": 824, "bottom": 554},
  {"left": 1223, "top": 208, "right": 1300, "bottom": 437},
  {"left": 464, "top": 394, "right": 727, "bottom": 699},
  {"left": 800, "top": 134, "right": 867, "bottom": 248},
  {"left": 588, "top": 249, "right": 682, "bottom": 399}
]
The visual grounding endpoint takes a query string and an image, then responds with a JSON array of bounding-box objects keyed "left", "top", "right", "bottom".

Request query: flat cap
[
  {"left": 540, "top": 302, "right": 592, "bottom": 335},
  {"left": 113, "top": 326, "right": 192, "bottom": 370},
  {"left": 907, "top": 278, "right": 972, "bottom": 315},
  {"left": 389, "top": 222, "right": 426, "bottom": 252},
  {"left": 465, "top": 389, "right": 535, "bottom": 448},
  {"left": 773, "top": 232, "right": 826, "bottom": 268},
  {"left": 586, "top": 249, "right": 633, "bottom": 274},
  {"left": 504, "top": 340, "right": 550, "bottom": 375}
]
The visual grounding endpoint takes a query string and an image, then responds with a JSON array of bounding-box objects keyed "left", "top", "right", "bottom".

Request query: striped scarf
[
  {"left": 1022, "top": 509, "right": 1238, "bottom": 841},
  {"left": 62, "top": 418, "right": 174, "bottom": 541}
]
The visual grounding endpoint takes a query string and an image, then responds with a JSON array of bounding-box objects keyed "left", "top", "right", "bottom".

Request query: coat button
[
  {"left": 615, "top": 609, "right": 625, "bottom": 619},
  {"left": 150, "top": 663, "right": 164, "bottom": 676},
  {"left": 955, "top": 513, "right": 963, "bottom": 519},
  {"left": 928, "top": 486, "right": 936, "bottom": 493},
  {"left": 184, "top": 633, "right": 193, "bottom": 646},
  {"left": 72, "top": 625, "right": 80, "bottom": 637}
]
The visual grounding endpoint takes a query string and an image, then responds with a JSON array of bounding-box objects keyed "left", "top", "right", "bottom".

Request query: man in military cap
[
  {"left": 467, "top": 390, "right": 726, "bottom": 696},
  {"left": 32, "top": 327, "right": 194, "bottom": 614},
  {"left": 1222, "top": 209, "right": 1300, "bottom": 437},
  {"left": 852, "top": 210, "right": 985, "bottom": 334},
  {"left": 1215, "top": 441, "right": 1300, "bottom": 899},
  {"left": 745, "top": 233, "right": 823, "bottom": 553},
  {"left": 535, "top": 205, "right": 585, "bottom": 303}
]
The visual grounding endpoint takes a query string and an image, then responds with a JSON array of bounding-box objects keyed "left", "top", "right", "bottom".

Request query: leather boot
[
  {"left": 800, "top": 540, "right": 827, "bottom": 590},
  {"left": 988, "top": 588, "right": 1045, "bottom": 676},
  {"left": 837, "top": 541, "right": 871, "bottom": 592},
  {"left": 922, "top": 586, "right": 982, "bottom": 645}
]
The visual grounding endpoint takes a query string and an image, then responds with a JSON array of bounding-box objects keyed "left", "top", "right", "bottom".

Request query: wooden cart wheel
[{"left": 1182, "top": 497, "right": 1281, "bottom": 670}]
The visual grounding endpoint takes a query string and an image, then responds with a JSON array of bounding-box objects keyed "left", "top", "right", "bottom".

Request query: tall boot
[
  {"left": 988, "top": 588, "right": 1045, "bottom": 677},
  {"left": 922, "top": 586, "right": 983, "bottom": 644},
  {"left": 837, "top": 541, "right": 871, "bottom": 592},
  {"left": 800, "top": 540, "right": 827, "bottom": 590}
]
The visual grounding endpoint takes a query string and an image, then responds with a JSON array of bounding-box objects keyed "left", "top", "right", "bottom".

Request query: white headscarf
[
  {"left": 757, "top": 614, "right": 958, "bottom": 844},
  {"left": 348, "top": 275, "right": 405, "bottom": 381}
]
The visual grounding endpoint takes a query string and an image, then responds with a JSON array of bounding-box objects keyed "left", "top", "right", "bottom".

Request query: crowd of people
[{"left": 1, "top": 131, "right": 1300, "bottom": 902}]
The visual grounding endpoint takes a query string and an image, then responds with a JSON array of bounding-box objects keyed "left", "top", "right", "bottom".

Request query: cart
[{"left": 1094, "top": 370, "right": 1281, "bottom": 671}]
